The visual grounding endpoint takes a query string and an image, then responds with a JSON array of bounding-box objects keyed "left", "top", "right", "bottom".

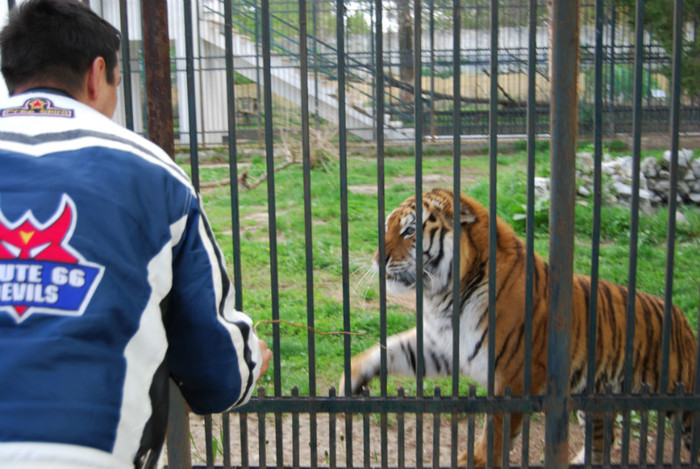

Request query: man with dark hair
[{"left": 0, "top": 1, "right": 272, "bottom": 468}]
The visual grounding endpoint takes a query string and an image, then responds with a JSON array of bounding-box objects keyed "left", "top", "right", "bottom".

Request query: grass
[{"left": 183, "top": 144, "right": 700, "bottom": 396}]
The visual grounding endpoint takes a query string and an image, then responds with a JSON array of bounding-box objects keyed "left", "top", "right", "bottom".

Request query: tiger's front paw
[
  {"left": 458, "top": 448, "right": 487, "bottom": 468},
  {"left": 337, "top": 363, "right": 371, "bottom": 396},
  {"left": 337, "top": 350, "right": 380, "bottom": 397}
]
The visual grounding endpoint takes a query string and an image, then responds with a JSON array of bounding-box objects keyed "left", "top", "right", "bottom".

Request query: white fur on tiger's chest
[{"left": 423, "top": 285, "right": 490, "bottom": 387}]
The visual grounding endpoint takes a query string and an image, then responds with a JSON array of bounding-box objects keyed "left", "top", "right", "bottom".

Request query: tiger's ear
[{"left": 459, "top": 204, "right": 477, "bottom": 225}]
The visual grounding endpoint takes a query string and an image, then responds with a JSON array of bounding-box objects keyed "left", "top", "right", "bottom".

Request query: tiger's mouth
[{"left": 385, "top": 270, "right": 416, "bottom": 293}]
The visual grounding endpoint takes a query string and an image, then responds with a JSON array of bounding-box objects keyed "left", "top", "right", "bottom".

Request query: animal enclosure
[{"left": 1, "top": 0, "right": 695, "bottom": 467}]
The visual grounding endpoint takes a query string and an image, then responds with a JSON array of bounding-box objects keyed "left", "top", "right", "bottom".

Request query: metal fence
[
  {"left": 151, "top": 0, "right": 698, "bottom": 466},
  {"left": 3, "top": 0, "right": 695, "bottom": 467}
]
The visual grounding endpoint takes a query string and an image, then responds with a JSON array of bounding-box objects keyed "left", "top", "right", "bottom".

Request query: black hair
[{"left": 0, "top": 0, "right": 121, "bottom": 95}]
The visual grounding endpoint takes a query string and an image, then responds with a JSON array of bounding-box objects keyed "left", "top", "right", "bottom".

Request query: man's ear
[{"left": 85, "top": 56, "right": 107, "bottom": 103}]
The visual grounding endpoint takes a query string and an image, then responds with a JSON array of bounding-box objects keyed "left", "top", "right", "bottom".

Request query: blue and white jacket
[{"left": 0, "top": 91, "right": 262, "bottom": 468}]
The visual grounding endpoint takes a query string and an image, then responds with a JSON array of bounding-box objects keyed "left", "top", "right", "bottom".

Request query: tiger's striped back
[{"left": 341, "top": 188, "right": 697, "bottom": 465}]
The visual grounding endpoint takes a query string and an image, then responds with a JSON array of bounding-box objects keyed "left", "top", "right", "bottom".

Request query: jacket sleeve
[{"left": 165, "top": 194, "right": 262, "bottom": 414}]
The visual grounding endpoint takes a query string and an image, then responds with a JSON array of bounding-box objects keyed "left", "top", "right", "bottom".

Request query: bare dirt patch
[{"left": 184, "top": 410, "right": 690, "bottom": 467}]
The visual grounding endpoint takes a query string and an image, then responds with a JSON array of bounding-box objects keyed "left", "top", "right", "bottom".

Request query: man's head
[{"left": 0, "top": 0, "right": 121, "bottom": 116}]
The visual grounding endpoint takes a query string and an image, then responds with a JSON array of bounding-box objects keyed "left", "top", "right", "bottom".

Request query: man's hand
[{"left": 257, "top": 339, "right": 272, "bottom": 381}]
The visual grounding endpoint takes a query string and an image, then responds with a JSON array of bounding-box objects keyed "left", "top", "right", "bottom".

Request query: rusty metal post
[
  {"left": 141, "top": 0, "right": 175, "bottom": 157},
  {"left": 140, "top": 1, "right": 190, "bottom": 467},
  {"left": 544, "top": 0, "right": 579, "bottom": 467},
  {"left": 166, "top": 381, "right": 192, "bottom": 468}
]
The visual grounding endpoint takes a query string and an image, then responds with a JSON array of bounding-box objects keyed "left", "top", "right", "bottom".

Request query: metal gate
[{"left": 12, "top": 0, "right": 694, "bottom": 466}]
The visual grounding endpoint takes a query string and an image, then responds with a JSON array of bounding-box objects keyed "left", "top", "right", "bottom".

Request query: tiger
[{"left": 339, "top": 188, "right": 697, "bottom": 465}]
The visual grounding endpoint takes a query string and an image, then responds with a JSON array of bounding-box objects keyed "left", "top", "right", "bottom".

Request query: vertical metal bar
[
  {"left": 523, "top": 0, "right": 537, "bottom": 401},
  {"left": 658, "top": 2, "right": 683, "bottom": 463},
  {"left": 622, "top": 0, "right": 645, "bottom": 463},
  {"left": 260, "top": 3, "right": 283, "bottom": 468},
  {"left": 194, "top": 0, "right": 205, "bottom": 147},
  {"left": 205, "top": 414, "right": 214, "bottom": 467},
  {"left": 223, "top": 0, "right": 244, "bottom": 311},
  {"left": 487, "top": 0, "right": 498, "bottom": 401},
  {"left": 258, "top": 390, "right": 267, "bottom": 469},
  {"left": 398, "top": 388, "right": 405, "bottom": 469},
  {"left": 310, "top": 409, "right": 318, "bottom": 469},
  {"left": 584, "top": 0, "right": 605, "bottom": 465},
  {"left": 292, "top": 388, "right": 300, "bottom": 469},
  {"left": 378, "top": 0, "right": 388, "bottom": 449},
  {"left": 240, "top": 413, "right": 249, "bottom": 469},
  {"left": 604, "top": 406, "right": 613, "bottom": 468},
  {"left": 486, "top": 0, "right": 499, "bottom": 463},
  {"left": 312, "top": 0, "right": 319, "bottom": 129},
  {"left": 521, "top": 0, "right": 538, "bottom": 466},
  {"left": 625, "top": 0, "right": 646, "bottom": 388},
  {"left": 363, "top": 388, "right": 370, "bottom": 469},
  {"left": 375, "top": 0, "right": 387, "bottom": 400},
  {"left": 184, "top": 0, "right": 200, "bottom": 191},
  {"left": 297, "top": 1, "right": 318, "bottom": 468},
  {"left": 222, "top": 412, "right": 230, "bottom": 469},
  {"left": 414, "top": 0, "right": 424, "bottom": 394},
  {"left": 118, "top": 0, "right": 133, "bottom": 131},
  {"left": 413, "top": 3, "right": 424, "bottom": 468},
  {"left": 586, "top": 0, "right": 604, "bottom": 395},
  {"left": 261, "top": 0, "right": 281, "bottom": 400},
  {"left": 369, "top": 1, "right": 376, "bottom": 128},
  {"left": 299, "top": 0, "right": 313, "bottom": 387},
  {"left": 467, "top": 386, "right": 476, "bottom": 469},
  {"left": 432, "top": 388, "right": 440, "bottom": 469},
  {"left": 335, "top": 1, "right": 353, "bottom": 468},
  {"left": 660, "top": 0, "right": 683, "bottom": 392},
  {"left": 329, "top": 388, "right": 337, "bottom": 469},
  {"left": 381, "top": 403, "right": 388, "bottom": 469},
  {"left": 451, "top": 0, "right": 462, "bottom": 467},
  {"left": 374, "top": 2, "right": 388, "bottom": 468},
  {"left": 166, "top": 380, "right": 192, "bottom": 469},
  {"left": 502, "top": 388, "right": 512, "bottom": 469},
  {"left": 545, "top": 0, "right": 578, "bottom": 466},
  {"left": 672, "top": 387, "right": 683, "bottom": 469},
  {"left": 656, "top": 410, "right": 666, "bottom": 469},
  {"left": 429, "top": 0, "right": 435, "bottom": 139},
  {"left": 640, "top": 385, "right": 650, "bottom": 468},
  {"left": 608, "top": 5, "right": 616, "bottom": 137}
]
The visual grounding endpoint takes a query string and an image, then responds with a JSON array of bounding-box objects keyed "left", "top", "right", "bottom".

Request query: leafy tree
[{"left": 613, "top": 0, "right": 700, "bottom": 98}]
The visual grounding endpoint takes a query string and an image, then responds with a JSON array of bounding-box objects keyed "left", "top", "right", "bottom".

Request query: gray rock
[
  {"left": 613, "top": 182, "right": 633, "bottom": 197},
  {"left": 692, "top": 158, "right": 700, "bottom": 179},
  {"left": 678, "top": 181, "right": 691, "bottom": 197},
  {"left": 664, "top": 148, "right": 692, "bottom": 168},
  {"left": 534, "top": 177, "right": 550, "bottom": 198},
  {"left": 641, "top": 156, "right": 658, "bottom": 178},
  {"left": 639, "top": 188, "right": 655, "bottom": 201},
  {"left": 577, "top": 152, "right": 594, "bottom": 172}
]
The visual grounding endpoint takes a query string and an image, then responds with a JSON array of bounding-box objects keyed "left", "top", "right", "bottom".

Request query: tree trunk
[{"left": 398, "top": 0, "right": 414, "bottom": 88}]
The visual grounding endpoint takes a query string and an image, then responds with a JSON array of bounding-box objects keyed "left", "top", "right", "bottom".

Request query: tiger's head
[{"left": 373, "top": 188, "right": 488, "bottom": 296}]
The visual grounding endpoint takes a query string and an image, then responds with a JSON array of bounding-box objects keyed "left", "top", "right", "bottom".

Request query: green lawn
[{"left": 181, "top": 144, "right": 700, "bottom": 396}]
